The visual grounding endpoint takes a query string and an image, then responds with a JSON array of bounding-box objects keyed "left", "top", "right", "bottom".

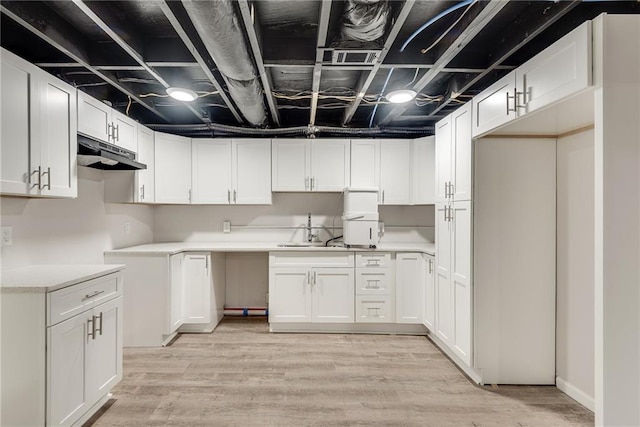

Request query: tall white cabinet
[{"left": 1, "top": 48, "right": 77, "bottom": 198}]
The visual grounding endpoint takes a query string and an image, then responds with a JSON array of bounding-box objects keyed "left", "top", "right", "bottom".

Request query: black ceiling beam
[
  {"left": 159, "top": 1, "right": 244, "bottom": 124},
  {"left": 342, "top": 0, "right": 416, "bottom": 125},
  {"left": 309, "top": 0, "right": 332, "bottom": 126},
  {"left": 426, "top": 0, "right": 582, "bottom": 118},
  {"left": 0, "top": 1, "right": 171, "bottom": 122},
  {"left": 71, "top": 0, "right": 208, "bottom": 123},
  {"left": 377, "top": 0, "right": 509, "bottom": 126},
  {"left": 237, "top": 0, "right": 280, "bottom": 126}
]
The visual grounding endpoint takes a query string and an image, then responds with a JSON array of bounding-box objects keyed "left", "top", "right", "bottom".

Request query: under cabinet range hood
[{"left": 77, "top": 135, "right": 146, "bottom": 170}]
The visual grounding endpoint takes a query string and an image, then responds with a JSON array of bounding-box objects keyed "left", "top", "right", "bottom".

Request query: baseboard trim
[
  {"left": 269, "top": 322, "right": 427, "bottom": 335},
  {"left": 556, "top": 376, "right": 595, "bottom": 412},
  {"left": 426, "top": 331, "right": 481, "bottom": 384}
]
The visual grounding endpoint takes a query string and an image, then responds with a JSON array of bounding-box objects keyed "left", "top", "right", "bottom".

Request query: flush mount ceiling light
[
  {"left": 166, "top": 87, "right": 198, "bottom": 102},
  {"left": 385, "top": 89, "right": 417, "bottom": 104}
]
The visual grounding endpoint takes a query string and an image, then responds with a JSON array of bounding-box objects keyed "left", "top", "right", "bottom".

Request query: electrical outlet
[
  {"left": 1, "top": 226, "right": 13, "bottom": 247},
  {"left": 124, "top": 222, "right": 131, "bottom": 235},
  {"left": 223, "top": 220, "right": 231, "bottom": 233}
]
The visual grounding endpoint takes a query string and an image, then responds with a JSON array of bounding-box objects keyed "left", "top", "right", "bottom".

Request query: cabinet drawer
[
  {"left": 355, "top": 295, "right": 394, "bottom": 323},
  {"left": 356, "top": 269, "right": 394, "bottom": 294},
  {"left": 356, "top": 252, "right": 392, "bottom": 268},
  {"left": 270, "top": 252, "right": 354, "bottom": 268},
  {"left": 48, "top": 273, "right": 122, "bottom": 326}
]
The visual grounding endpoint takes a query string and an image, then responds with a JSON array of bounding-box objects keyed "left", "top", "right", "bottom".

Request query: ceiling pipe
[
  {"left": 181, "top": 0, "right": 267, "bottom": 127},
  {"left": 337, "top": 0, "right": 390, "bottom": 46}
]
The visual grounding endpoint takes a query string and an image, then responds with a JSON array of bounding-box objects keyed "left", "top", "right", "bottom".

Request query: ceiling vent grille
[{"left": 331, "top": 49, "right": 381, "bottom": 65}]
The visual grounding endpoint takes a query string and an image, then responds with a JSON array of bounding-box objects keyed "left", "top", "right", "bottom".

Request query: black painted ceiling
[{"left": 1, "top": 0, "right": 639, "bottom": 137}]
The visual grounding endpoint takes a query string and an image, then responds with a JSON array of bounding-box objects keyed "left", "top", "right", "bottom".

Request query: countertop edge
[{"left": 1, "top": 264, "right": 125, "bottom": 293}]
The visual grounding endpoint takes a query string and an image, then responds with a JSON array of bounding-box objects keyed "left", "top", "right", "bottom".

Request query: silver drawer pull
[
  {"left": 366, "top": 307, "right": 381, "bottom": 317},
  {"left": 94, "top": 312, "right": 103, "bottom": 336},
  {"left": 83, "top": 290, "right": 105, "bottom": 300},
  {"left": 365, "top": 280, "right": 380, "bottom": 289},
  {"left": 87, "top": 317, "right": 95, "bottom": 339}
]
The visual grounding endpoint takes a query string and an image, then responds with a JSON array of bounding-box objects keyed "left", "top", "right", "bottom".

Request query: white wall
[
  {"left": 153, "top": 192, "right": 434, "bottom": 244},
  {"left": 0, "top": 167, "right": 154, "bottom": 270},
  {"left": 556, "top": 129, "right": 595, "bottom": 409}
]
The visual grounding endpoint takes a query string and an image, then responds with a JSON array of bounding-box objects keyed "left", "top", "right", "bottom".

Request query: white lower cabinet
[
  {"left": 355, "top": 252, "right": 395, "bottom": 323},
  {"left": 1, "top": 271, "right": 123, "bottom": 427},
  {"left": 269, "top": 252, "right": 354, "bottom": 323},
  {"left": 182, "top": 252, "right": 212, "bottom": 324},
  {"left": 423, "top": 254, "right": 435, "bottom": 332},
  {"left": 395, "top": 253, "right": 424, "bottom": 324}
]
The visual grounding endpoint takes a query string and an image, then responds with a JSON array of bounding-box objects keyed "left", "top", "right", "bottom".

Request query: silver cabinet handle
[
  {"left": 428, "top": 258, "right": 434, "bottom": 273},
  {"left": 444, "top": 182, "right": 449, "bottom": 198},
  {"left": 227, "top": 189, "right": 231, "bottom": 203},
  {"left": 31, "top": 167, "right": 42, "bottom": 189},
  {"left": 115, "top": 124, "right": 120, "bottom": 142},
  {"left": 140, "top": 184, "right": 145, "bottom": 200},
  {"left": 448, "top": 181, "right": 454, "bottom": 198},
  {"left": 108, "top": 123, "right": 113, "bottom": 141},
  {"left": 87, "top": 317, "right": 95, "bottom": 340},
  {"left": 233, "top": 189, "right": 237, "bottom": 203},
  {"left": 84, "top": 290, "right": 104, "bottom": 300},
  {"left": 311, "top": 177, "right": 315, "bottom": 191},
  {"left": 382, "top": 190, "right": 385, "bottom": 204},
  {"left": 313, "top": 271, "right": 317, "bottom": 285},
  {"left": 95, "top": 312, "right": 103, "bottom": 336},
  {"left": 41, "top": 167, "right": 51, "bottom": 190},
  {"left": 366, "top": 279, "right": 380, "bottom": 289},
  {"left": 306, "top": 271, "right": 311, "bottom": 285},
  {"left": 188, "top": 189, "right": 192, "bottom": 202}
]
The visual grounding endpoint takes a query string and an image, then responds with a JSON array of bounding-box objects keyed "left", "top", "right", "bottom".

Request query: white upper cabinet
[
  {"left": 192, "top": 138, "right": 271, "bottom": 205},
  {"left": 78, "top": 91, "right": 137, "bottom": 152},
  {"left": 232, "top": 139, "right": 272, "bottom": 204},
  {"left": 472, "top": 21, "right": 592, "bottom": 137},
  {"left": 351, "top": 139, "right": 412, "bottom": 205},
  {"left": 272, "top": 139, "right": 350, "bottom": 192},
  {"left": 472, "top": 71, "right": 518, "bottom": 138},
  {"left": 192, "top": 138, "right": 233, "bottom": 204},
  {"left": 154, "top": 132, "right": 192, "bottom": 204},
  {"left": 1, "top": 48, "right": 77, "bottom": 198},
  {"left": 436, "top": 103, "right": 472, "bottom": 203},
  {"left": 517, "top": 21, "right": 591, "bottom": 115},
  {"left": 412, "top": 136, "right": 435, "bottom": 205},
  {"left": 136, "top": 126, "right": 155, "bottom": 203}
]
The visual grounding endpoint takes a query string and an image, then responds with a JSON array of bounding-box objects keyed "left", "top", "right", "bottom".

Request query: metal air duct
[
  {"left": 182, "top": 0, "right": 267, "bottom": 126},
  {"left": 337, "top": 0, "right": 390, "bottom": 47}
]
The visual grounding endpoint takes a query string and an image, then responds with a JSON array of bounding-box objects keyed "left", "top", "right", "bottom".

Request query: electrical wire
[
  {"left": 126, "top": 96, "right": 132, "bottom": 116},
  {"left": 420, "top": 0, "right": 476, "bottom": 55}
]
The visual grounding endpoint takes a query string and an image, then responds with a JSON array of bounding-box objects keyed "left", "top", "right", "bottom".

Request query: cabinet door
[
  {"left": 435, "top": 117, "right": 451, "bottom": 203},
  {"left": 518, "top": 21, "right": 591, "bottom": 115},
  {"left": 380, "top": 139, "right": 411, "bottom": 205},
  {"left": 183, "top": 253, "right": 212, "bottom": 324},
  {"left": 111, "top": 110, "right": 137, "bottom": 153},
  {"left": 38, "top": 72, "right": 77, "bottom": 198},
  {"left": 86, "top": 296, "right": 123, "bottom": 405},
  {"left": 435, "top": 203, "right": 453, "bottom": 346},
  {"left": 269, "top": 268, "right": 312, "bottom": 322},
  {"left": 423, "top": 254, "right": 435, "bottom": 332},
  {"left": 395, "top": 253, "right": 425, "bottom": 324},
  {"left": 233, "top": 139, "right": 272, "bottom": 204},
  {"left": 192, "top": 139, "right": 232, "bottom": 204},
  {"left": 412, "top": 136, "right": 435, "bottom": 205},
  {"left": 310, "top": 139, "right": 350, "bottom": 191},
  {"left": 154, "top": 132, "right": 192, "bottom": 203},
  {"left": 77, "top": 91, "right": 111, "bottom": 143},
  {"left": 47, "top": 313, "right": 88, "bottom": 427},
  {"left": 452, "top": 103, "right": 472, "bottom": 202},
  {"left": 136, "top": 126, "right": 155, "bottom": 203},
  {"left": 312, "top": 268, "right": 354, "bottom": 323},
  {"left": 169, "top": 253, "right": 184, "bottom": 332},
  {"left": 451, "top": 200, "right": 472, "bottom": 366},
  {"left": 472, "top": 70, "right": 517, "bottom": 137},
  {"left": 1, "top": 49, "right": 38, "bottom": 195},
  {"left": 271, "top": 139, "right": 308, "bottom": 191},
  {"left": 350, "top": 139, "right": 379, "bottom": 189}
]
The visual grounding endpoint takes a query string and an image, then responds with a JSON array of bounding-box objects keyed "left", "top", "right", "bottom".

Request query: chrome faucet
[{"left": 307, "top": 213, "right": 313, "bottom": 242}]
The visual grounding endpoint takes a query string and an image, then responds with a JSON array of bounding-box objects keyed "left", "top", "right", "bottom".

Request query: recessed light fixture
[
  {"left": 385, "top": 89, "right": 417, "bottom": 104},
  {"left": 166, "top": 87, "right": 198, "bottom": 102}
]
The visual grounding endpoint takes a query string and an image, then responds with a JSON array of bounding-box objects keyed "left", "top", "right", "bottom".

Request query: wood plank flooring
[{"left": 85, "top": 317, "right": 593, "bottom": 426}]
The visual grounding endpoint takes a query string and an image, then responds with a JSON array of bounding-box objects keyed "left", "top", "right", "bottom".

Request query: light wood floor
[{"left": 86, "top": 317, "right": 593, "bottom": 426}]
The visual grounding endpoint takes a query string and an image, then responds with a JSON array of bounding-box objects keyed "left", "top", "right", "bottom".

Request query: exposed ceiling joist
[
  {"left": 377, "top": 0, "right": 509, "bottom": 126},
  {"left": 342, "top": 0, "right": 416, "bottom": 126},
  {"left": 310, "top": 0, "right": 332, "bottom": 126},
  {"left": 426, "top": 0, "right": 581, "bottom": 118},
  {"left": 158, "top": 1, "right": 244, "bottom": 124},
  {"left": 0, "top": 1, "right": 171, "bottom": 122},
  {"left": 237, "top": 0, "right": 280, "bottom": 126},
  {"left": 71, "top": 0, "right": 208, "bottom": 123}
]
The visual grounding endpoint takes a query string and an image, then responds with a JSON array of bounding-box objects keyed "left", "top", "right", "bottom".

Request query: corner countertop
[
  {"left": 104, "top": 241, "right": 435, "bottom": 256},
  {"left": 1, "top": 264, "right": 125, "bottom": 293}
]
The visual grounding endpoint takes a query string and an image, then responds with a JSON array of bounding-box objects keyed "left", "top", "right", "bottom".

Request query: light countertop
[
  {"left": 1, "top": 264, "right": 125, "bottom": 293},
  {"left": 104, "top": 241, "right": 435, "bottom": 256}
]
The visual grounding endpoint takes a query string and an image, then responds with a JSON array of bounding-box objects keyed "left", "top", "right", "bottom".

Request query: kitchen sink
[{"left": 277, "top": 242, "right": 326, "bottom": 248}]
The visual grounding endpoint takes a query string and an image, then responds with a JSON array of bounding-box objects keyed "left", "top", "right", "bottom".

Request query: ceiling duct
[
  {"left": 335, "top": 0, "right": 390, "bottom": 48},
  {"left": 181, "top": 0, "right": 267, "bottom": 127}
]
